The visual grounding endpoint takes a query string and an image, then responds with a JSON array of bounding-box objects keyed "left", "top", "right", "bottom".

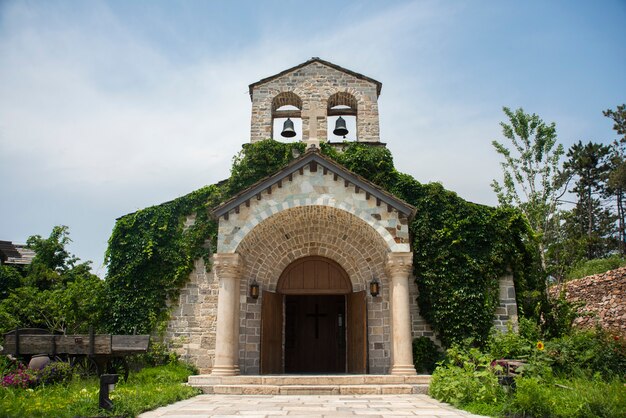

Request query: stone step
[
  {"left": 205, "top": 383, "right": 429, "bottom": 395},
  {"left": 188, "top": 374, "right": 431, "bottom": 396}
]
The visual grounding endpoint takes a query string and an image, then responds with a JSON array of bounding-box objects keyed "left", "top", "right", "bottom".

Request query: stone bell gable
[{"left": 249, "top": 57, "right": 382, "bottom": 144}]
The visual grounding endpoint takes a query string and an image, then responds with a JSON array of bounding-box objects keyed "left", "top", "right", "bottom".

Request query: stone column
[
  {"left": 211, "top": 253, "right": 244, "bottom": 376},
  {"left": 386, "top": 252, "right": 417, "bottom": 375}
]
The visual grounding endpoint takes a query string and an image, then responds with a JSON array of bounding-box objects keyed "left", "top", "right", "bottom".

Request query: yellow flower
[{"left": 536, "top": 341, "right": 545, "bottom": 350}]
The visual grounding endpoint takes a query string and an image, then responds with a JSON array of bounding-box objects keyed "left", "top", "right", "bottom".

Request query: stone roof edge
[
  {"left": 211, "top": 147, "right": 416, "bottom": 220},
  {"left": 248, "top": 57, "right": 383, "bottom": 99}
]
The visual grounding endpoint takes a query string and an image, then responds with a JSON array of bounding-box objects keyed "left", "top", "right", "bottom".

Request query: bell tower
[{"left": 248, "top": 58, "right": 382, "bottom": 148}]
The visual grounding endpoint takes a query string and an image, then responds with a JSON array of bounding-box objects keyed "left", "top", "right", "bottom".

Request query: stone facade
[
  {"left": 249, "top": 58, "right": 381, "bottom": 143},
  {"left": 164, "top": 58, "right": 519, "bottom": 375},
  {"left": 166, "top": 257, "right": 217, "bottom": 373}
]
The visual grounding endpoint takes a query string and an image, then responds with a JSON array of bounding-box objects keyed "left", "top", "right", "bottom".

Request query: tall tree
[
  {"left": 562, "top": 141, "right": 614, "bottom": 259},
  {"left": 492, "top": 107, "right": 565, "bottom": 270},
  {"left": 604, "top": 104, "right": 626, "bottom": 253}
]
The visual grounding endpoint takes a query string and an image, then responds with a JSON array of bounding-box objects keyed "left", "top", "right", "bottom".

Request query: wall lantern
[
  {"left": 249, "top": 279, "right": 260, "bottom": 299},
  {"left": 369, "top": 278, "right": 380, "bottom": 297}
]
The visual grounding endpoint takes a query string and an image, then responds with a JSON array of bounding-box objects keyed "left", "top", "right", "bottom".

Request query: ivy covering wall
[{"left": 105, "top": 140, "right": 538, "bottom": 345}]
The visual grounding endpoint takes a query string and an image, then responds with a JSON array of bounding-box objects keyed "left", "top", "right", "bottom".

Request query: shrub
[
  {"left": 547, "top": 328, "right": 626, "bottom": 378},
  {"left": 38, "top": 361, "right": 73, "bottom": 386},
  {"left": 566, "top": 255, "right": 626, "bottom": 281},
  {"left": 0, "top": 356, "right": 21, "bottom": 377},
  {"left": 0, "top": 363, "right": 37, "bottom": 389},
  {"left": 429, "top": 344, "right": 504, "bottom": 407},
  {"left": 488, "top": 320, "right": 536, "bottom": 359},
  {"left": 412, "top": 337, "right": 443, "bottom": 373}
]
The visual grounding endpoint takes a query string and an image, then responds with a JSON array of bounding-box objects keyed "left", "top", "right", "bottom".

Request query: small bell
[
  {"left": 333, "top": 116, "right": 349, "bottom": 138},
  {"left": 281, "top": 118, "right": 296, "bottom": 138}
]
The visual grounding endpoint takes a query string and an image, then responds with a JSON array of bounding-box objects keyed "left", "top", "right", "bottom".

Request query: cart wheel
[
  {"left": 106, "top": 357, "right": 129, "bottom": 382},
  {"left": 71, "top": 356, "right": 98, "bottom": 378}
]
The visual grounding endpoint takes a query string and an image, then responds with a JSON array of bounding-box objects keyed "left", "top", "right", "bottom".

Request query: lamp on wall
[
  {"left": 369, "top": 278, "right": 380, "bottom": 297},
  {"left": 249, "top": 279, "right": 260, "bottom": 299}
]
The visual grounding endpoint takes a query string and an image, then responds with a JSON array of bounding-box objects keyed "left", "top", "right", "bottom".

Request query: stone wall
[
  {"left": 493, "top": 273, "right": 519, "bottom": 333},
  {"left": 550, "top": 267, "right": 626, "bottom": 335},
  {"left": 165, "top": 257, "right": 218, "bottom": 374},
  {"left": 250, "top": 61, "right": 380, "bottom": 143}
]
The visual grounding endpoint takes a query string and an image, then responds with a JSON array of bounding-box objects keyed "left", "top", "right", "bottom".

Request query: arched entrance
[{"left": 260, "top": 256, "right": 367, "bottom": 374}]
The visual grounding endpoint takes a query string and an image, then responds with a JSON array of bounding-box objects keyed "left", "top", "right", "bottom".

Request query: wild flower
[
  {"left": 536, "top": 341, "right": 545, "bottom": 351},
  {"left": 1, "top": 363, "right": 37, "bottom": 389}
]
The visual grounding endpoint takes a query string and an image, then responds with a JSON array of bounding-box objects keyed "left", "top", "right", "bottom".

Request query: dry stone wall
[{"left": 550, "top": 267, "right": 626, "bottom": 335}]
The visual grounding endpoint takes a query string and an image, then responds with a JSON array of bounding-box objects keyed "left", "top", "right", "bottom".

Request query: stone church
[{"left": 166, "top": 58, "right": 518, "bottom": 377}]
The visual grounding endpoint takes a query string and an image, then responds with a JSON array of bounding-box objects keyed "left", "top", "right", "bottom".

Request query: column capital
[
  {"left": 385, "top": 252, "right": 413, "bottom": 277},
  {"left": 213, "top": 253, "right": 244, "bottom": 279}
]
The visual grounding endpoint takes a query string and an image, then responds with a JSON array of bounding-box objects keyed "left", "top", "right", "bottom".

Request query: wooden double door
[{"left": 260, "top": 257, "right": 368, "bottom": 374}]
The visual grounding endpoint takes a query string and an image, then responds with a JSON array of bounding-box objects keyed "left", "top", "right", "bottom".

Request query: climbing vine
[
  {"left": 104, "top": 140, "right": 304, "bottom": 334},
  {"left": 105, "top": 139, "right": 538, "bottom": 345}
]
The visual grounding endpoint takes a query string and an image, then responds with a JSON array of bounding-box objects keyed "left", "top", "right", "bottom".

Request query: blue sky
[{"left": 1, "top": 0, "right": 625, "bottom": 276}]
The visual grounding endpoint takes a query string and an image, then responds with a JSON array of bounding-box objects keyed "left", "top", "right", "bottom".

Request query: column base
[
  {"left": 390, "top": 364, "right": 417, "bottom": 375},
  {"left": 210, "top": 365, "right": 240, "bottom": 376}
]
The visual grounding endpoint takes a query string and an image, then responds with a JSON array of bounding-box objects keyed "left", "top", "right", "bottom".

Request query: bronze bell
[
  {"left": 333, "top": 116, "right": 349, "bottom": 138},
  {"left": 281, "top": 118, "right": 296, "bottom": 138}
]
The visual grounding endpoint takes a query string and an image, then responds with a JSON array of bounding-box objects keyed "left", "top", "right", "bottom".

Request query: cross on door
[{"left": 306, "top": 303, "right": 327, "bottom": 339}]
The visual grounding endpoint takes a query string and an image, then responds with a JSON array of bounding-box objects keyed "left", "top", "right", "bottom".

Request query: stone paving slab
[{"left": 138, "top": 394, "right": 486, "bottom": 418}]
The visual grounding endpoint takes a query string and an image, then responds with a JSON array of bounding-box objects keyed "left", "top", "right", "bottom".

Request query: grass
[
  {"left": 0, "top": 362, "right": 200, "bottom": 418},
  {"left": 435, "top": 375, "right": 626, "bottom": 418}
]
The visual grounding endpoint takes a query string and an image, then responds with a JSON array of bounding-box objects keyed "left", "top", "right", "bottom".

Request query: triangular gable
[
  {"left": 212, "top": 147, "right": 415, "bottom": 220},
  {"left": 248, "top": 57, "right": 382, "bottom": 99}
]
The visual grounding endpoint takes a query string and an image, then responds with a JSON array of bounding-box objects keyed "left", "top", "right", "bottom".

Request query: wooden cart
[{"left": 1, "top": 328, "right": 150, "bottom": 381}]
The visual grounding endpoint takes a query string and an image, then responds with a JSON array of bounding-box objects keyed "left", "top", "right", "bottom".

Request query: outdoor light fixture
[
  {"left": 249, "top": 279, "right": 260, "bottom": 299},
  {"left": 99, "top": 374, "right": 119, "bottom": 410},
  {"left": 369, "top": 278, "right": 380, "bottom": 297}
]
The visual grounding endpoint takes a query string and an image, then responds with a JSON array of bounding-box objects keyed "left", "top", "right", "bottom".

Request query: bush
[
  {"left": 412, "top": 337, "right": 442, "bottom": 373},
  {"left": 0, "top": 363, "right": 37, "bottom": 389},
  {"left": 429, "top": 344, "right": 504, "bottom": 407},
  {"left": 136, "top": 341, "right": 179, "bottom": 367},
  {"left": 0, "top": 356, "right": 21, "bottom": 378},
  {"left": 547, "top": 328, "right": 626, "bottom": 378},
  {"left": 38, "top": 361, "right": 73, "bottom": 386},
  {"left": 566, "top": 255, "right": 626, "bottom": 281},
  {"left": 488, "top": 319, "right": 539, "bottom": 360}
]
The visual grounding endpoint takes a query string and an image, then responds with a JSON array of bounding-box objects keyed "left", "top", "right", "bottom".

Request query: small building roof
[
  {"left": 248, "top": 57, "right": 383, "bottom": 99},
  {"left": 212, "top": 146, "right": 415, "bottom": 220},
  {"left": 0, "top": 241, "right": 35, "bottom": 265}
]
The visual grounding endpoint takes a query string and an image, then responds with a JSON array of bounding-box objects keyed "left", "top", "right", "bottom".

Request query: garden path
[{"left": 137, "top": 394, "right": 486, "bottom": 417}]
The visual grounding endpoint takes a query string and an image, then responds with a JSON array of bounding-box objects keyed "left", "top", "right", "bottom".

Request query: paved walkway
[{"left": 138, "top": 394, "right": 486, "bottom": 418}]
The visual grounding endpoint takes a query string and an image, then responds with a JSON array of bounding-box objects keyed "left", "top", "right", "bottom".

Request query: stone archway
[{"left": 235, "top": 206, "right": 390, "bottom": 375}]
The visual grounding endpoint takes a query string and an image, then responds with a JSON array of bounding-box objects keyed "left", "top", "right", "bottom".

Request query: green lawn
[{"left": 0, "top": 362, "right": 200, "bottom": 418}]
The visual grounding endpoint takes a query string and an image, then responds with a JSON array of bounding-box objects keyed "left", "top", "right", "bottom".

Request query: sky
[{"left": 1, "top": 0, "right": 625, "bottom": 277}]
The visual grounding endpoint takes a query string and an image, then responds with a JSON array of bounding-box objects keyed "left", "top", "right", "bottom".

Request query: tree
[
  {"left": 604, "top": 104, "right": 626, "bottom": 253},
  {"left": 561, "top": 141, "right": 614, "bottom": 259},
  {"left": 0, "top": 226, "right": 105, "bottom": 334},
  {"left": 492, "top": 107, "right": 565, "bottom": 271},
  {"left": 603, "top": 104, "right": 626, "bottom": 144}
]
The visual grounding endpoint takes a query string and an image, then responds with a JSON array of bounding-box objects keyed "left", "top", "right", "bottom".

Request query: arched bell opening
[
  {"left": 272, "top": 92, "right": 302, "bottom": 142},
  {"left": 327, "top": 92, "right": 357, "bottom": 141}
]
